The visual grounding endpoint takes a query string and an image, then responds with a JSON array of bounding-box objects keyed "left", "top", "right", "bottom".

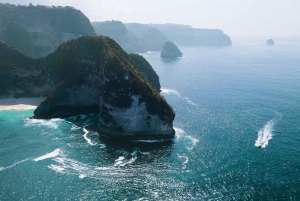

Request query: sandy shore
[{"left": 0, "top": 97, "right": 45, "bottom": 111}]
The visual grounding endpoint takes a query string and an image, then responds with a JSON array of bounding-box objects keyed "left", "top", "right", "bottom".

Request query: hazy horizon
[{"left": 1, "top": 0, "right": 300, "bottom": 37}]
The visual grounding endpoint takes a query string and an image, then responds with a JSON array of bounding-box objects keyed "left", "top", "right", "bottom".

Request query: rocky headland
[
  {"left": 160, "top": 41, "right": 183, "bottom": 58},
  {"left": 149, "top": 23, "right": 232, "bottom": 46},
  {"left": 0, "top": 3, "right": 95, "bottom": 58},
  {"left": 0, "top": 36, "right": 175, "bottom": 140}
]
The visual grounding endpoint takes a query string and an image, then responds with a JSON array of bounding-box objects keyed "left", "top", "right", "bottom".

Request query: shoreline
[{"left": 0, "top": 97, "right": 45, "bottom": 111}]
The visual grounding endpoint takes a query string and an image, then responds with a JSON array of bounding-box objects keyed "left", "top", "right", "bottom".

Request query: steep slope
[
  {"left": 91, "top": 21, "right": 146, "bottom": 53},
  {"left": 0, "top": 3, "right": 96, "bottom": 58},
  {"left": 125, "top": 23, "right": 169, "bottom": 51},
  {"left": 149, "top": 23, "right": 232, "bottom": 46},
  {"left": 129, "top": 54, "right": 161, "bottom": 92}
]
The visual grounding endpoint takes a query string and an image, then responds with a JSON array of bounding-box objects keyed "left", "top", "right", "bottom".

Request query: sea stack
[
  {"left": 160, "top": 41, "right": 183, "bottom": 58},
  {"left": 0, "top": 36, "right": 175, "bottom": 140},
  {"left": 266, "top": 39, "right": 274, "bottom": 45}
]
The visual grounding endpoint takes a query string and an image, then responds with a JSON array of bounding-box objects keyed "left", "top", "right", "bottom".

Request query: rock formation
[
  {"left": 266, "top": 39, "right": 274, "bottom": 45},
  {"left": 149, "top": 23, "right": 232, "bottom": 46},
  {"left": 160, "top": 41, "right": 183, "bottom": 58},
  {"left": 0, "top": 3, "right": 96, "bottom": 58},
  {"left": 129, "top": 54, "right": 161, "bottom": 91},
  {"left": 91, "top": 21, "right": 146, "bottom": 53},
  {"left": 125, "top": 23, "right": 169, "bottom": 51},
  {"left": 0, "top": 36, "right": 175, "bottom": 140}
]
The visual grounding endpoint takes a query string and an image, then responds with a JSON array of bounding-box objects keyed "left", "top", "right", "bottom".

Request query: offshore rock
[
  {"left": 266, "top": 39, "right": 274, "bottom": 45},
  {"left": 0, "top": 3, "right": 95, "bottom": 58},
  {"left": 0, "top": 36, "right": 175, "bottom": 140},
  {"left": 160, "top": 41, "right": 183, "bottom": 58}
]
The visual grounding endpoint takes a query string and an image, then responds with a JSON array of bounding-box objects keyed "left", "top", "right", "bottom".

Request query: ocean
[{"left": 1, "top": 37, "right": 300, "bottom": 200}]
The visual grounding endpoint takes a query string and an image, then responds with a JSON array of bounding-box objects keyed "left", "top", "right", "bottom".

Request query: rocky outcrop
[
  {"left": 91, "top": 21, "right": 146, "bottom": 53},
  {"left": 0, "top": 3, "right": 96, "bottom": 58},
  {"left": 160, "top": 41, "right": 183, "bottom": 58},
  {"left": 0, "top": 36, "right": 174, "bottom": 140},
  {"left": 125, "top": 23, "right": 169, "bottom": 51},
  {"left": 129, "top": 54, "right": 161, "bottom": 91},
  {"left": 149, "top": 23, "right": 232, "bottom": 46},
  {"left": 266, "top": 39, "right": 274, "bottom": 45}
]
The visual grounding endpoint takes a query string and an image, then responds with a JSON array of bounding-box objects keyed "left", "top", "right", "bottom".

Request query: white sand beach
[{"left": 0, "top": 97, "right": 45, "bottom": 111}]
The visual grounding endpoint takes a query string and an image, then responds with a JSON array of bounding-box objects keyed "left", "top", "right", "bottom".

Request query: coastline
[{"left": 0, "top": 97, "right": 45, "bottom": 111}]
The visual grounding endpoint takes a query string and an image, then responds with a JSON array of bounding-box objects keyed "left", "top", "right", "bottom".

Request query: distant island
[
  {"left": 0, "top": 37, "right": 175, "bottom": 140},
  {"left": 266, "top": 39, "right": 275, "bottom": 45},
  {"left": 160, "top": 41, "right": 183, "bottom": 58}
]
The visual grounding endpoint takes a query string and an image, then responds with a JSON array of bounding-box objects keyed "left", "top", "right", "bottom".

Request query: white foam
[
  {"left": 79, "top": 174, "right": 86, "bottom": 179},
  {"left": 174, "top": 127, "right": 199, "bottom": 150},
  {"left": 161, "top": 88, "right": 198, "bottom": 107},
  {"left": 83, "top": 128, "right": 94, "bottom": 145},
  {"left": 0, "top": 158, "right": 30, "bottom": 171},
  {"left": 115, "top": 156, "right": 125, "bottom": 162},
  {"left": 161, "top": 88, "right": 181, "bottom": 96},
  {"left": 255, "top": 120, "right": 275, "bottom": 148},
  {"left": 178, "top": 155, "right": 189, "bottom": 169},
  {"left": 33, "top": 148, "right": 61, "bottom": 161},
  {"left": 24, "top": 118, "right": 61, "bottom": 129}
]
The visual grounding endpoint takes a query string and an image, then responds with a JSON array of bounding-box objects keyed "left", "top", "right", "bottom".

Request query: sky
[{"left": 2, "top": 0, "right": 300, "bottom": 37}]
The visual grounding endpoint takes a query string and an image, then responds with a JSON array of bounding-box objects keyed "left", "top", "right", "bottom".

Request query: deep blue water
[{"left": 1, "top": 38, "right": 300, "bottom": 200}]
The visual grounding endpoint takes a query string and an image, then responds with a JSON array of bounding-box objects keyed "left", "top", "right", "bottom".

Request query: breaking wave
[{"left": 174, "top": 127, "right": 199, "bottom": 150}]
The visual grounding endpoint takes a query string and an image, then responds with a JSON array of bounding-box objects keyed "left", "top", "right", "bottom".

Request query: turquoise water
[{"left": 1, "top": 38, "right": 300, "bottom": 200}]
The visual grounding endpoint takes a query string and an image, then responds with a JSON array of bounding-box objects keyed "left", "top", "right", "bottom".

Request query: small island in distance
[
  {"left": 160, "top": 41, "right": 183, "bottom": 58},
  {"left": 266, "top": 39, "right": 275, "bottom": 45}
]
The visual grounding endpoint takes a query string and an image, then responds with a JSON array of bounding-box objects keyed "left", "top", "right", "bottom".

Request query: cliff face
[
  {"left": 91, "top": 21, "right": 146, "bottom": 53},
  {"left": 0, "top": 36, "right": 174, "bottom": 139},
  {"left": 160, "top": 41, "right": 183, "bottom": 58},
  {"left": 149, "top": 23, "right": 232, "bottom": 46},
  {"left": 129, "top": 54, "right": 161, "bottom": 92},
  {"left": 0, "top": 3, "right": 96, "bottom": 58},
  {"left": 125, "top": 23, "right": 169, "bottom": 51}
]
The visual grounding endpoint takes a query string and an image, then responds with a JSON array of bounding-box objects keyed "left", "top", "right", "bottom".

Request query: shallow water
[{"left": 1, "top": 38, "right": 300, "bottom": 200}]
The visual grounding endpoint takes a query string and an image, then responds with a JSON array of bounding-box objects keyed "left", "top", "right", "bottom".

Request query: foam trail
[
  {"left": 0, "top": 158, "right": 30, "bottom": 171},
  {"left": 34, "top": 148, "right": 61, "bottom": 161},
  {"left": 83, "top": 128, "right": 94, "bottom": 145},
  {"left": 255, "top": 120, "right": 275, "bottom": 148},
  {"left": 178, "top": 155, "right": 189, "bottom": 169}
]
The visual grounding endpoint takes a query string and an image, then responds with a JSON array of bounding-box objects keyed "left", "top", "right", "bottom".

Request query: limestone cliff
[
  {"left": 0, "top": 3, "right": 95, "bottom": 58},
  {"left": 34, "top": 36, "right": 175, "bottom": 139},
  {"left": 91, "top": 21, "right": 146, "bottom": 53},
  {"left": 0, "top": 36, "right": 174, "bottom": 139},
  {"left": 149, "top": 23, "right": 232, "bottom": 46},
  {"left": 160, "top": 41, "right": 183, "bottom": 58}
]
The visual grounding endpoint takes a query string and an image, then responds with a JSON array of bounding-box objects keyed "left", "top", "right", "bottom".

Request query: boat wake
[{"left": 255, "top": 120, "right": 276, "bottom": 148}]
